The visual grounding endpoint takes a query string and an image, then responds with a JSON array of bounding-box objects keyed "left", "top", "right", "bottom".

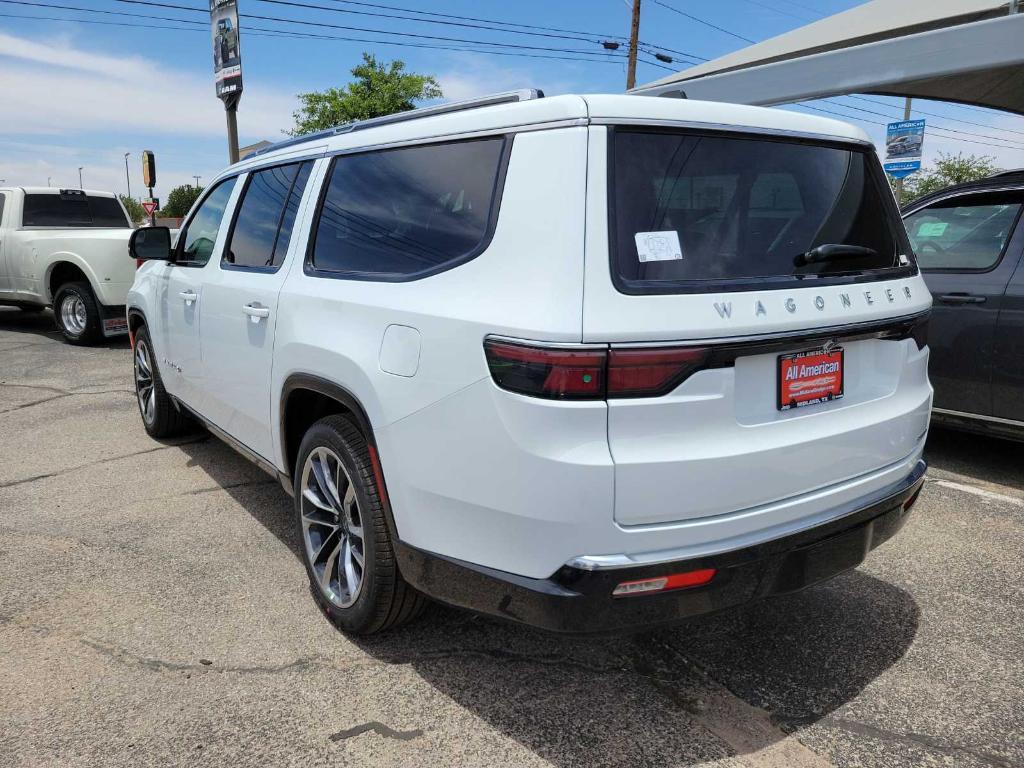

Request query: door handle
[
  {"left": 936, "top": 293, "right": 986, "bottom": 305},
  {"left": 179, "top": 290, "right": 198, "bottom": 305},
  {"left": 242, "top": 302, "right": 271, "bottom": 322}
]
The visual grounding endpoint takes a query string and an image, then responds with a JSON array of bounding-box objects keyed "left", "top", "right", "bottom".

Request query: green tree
[
  {"left": 891, "top": 152, "right": 1000, "bottom": 205},
  {"left": 159, "top": 184, "right": 204, "bottom": 218},
  {"left": 118, "top": 195, "right": 145, "bottom": 225},
  {"left": 289, "top": 53, "right": 442, "bottom": 136}
]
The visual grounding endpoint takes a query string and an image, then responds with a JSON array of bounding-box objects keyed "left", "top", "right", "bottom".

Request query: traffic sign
[{"left": 142, "top": 201, "right": 158, "bottom": 216}]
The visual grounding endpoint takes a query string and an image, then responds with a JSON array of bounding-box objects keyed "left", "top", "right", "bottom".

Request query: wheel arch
[
  {"left": 279, "top": 374, "right": 400, "bottom": 539},
  {"left": 44, "top": 255, "right": 99, "bottom": 304}
]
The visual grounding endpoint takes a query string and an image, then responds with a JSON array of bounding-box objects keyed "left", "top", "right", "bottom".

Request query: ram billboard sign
[{"left": 211, "top": 0, "right": 242, "bottom": 105}]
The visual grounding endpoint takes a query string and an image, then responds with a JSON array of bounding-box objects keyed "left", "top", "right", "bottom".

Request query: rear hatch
[{"left": 585, "top": 125, "right": 932, "bottom": 527}]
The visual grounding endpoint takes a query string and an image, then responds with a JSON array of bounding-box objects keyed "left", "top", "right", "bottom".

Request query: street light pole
[
  {"left": 124, "top": 153, "right": 132, "bottom": 200},
  {"left": 78, "top": 167, "right": 83, "bottom": 188}
]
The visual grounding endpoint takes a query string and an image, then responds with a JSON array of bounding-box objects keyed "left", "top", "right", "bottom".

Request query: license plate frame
[{"left": 777, "top": 346, "right": 844, "bottom": 411}]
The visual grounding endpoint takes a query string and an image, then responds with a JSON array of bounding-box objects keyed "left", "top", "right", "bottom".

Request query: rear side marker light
[
  {"left": 612, "top": 568, "right": 716, "bottom": 597},
  {"left": 484, "top": 339, "right": 709, "bottom": 400}
]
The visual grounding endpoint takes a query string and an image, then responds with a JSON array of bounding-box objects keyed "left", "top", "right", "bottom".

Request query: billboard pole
[
  {"left": 211, "top": 0, "right": 243, "bottom": 164},
  {"left": 894, "top": 97, "right": 913, "bottom": 202}
]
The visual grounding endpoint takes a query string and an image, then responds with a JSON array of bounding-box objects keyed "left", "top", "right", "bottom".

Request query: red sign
[
  {"left": 142, "top": 201, "right": 158, "bottom": 216},
  {"left": 778, "top": 347, "right": 844, "bottom": 411}
]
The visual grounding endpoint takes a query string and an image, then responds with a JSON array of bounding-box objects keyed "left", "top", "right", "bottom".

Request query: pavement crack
[
  {"left": 822, "top": 716, "right": 1013, "bottom": 768},
  {"left": 0, "top": 384, "right": 134, "bottom": 414},
  {"left": 79, "top": 638, "right": 316, "bottom": 675},
  {"left": 0, "top": 437, "right": 209, "bottom": 489},
  {"left": 329, "top": 722, "right": 423, "bottom": 743}
]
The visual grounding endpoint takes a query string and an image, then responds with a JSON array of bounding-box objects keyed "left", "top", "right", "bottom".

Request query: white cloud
[
  {"left": 435, "top": 55, "right": 589, "bottom": 102},
  {"left": 0, "top": 29, "right": 295, "bottom": 139}
]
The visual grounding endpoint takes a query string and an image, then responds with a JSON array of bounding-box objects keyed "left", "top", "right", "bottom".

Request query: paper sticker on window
[
  {"left": 916, "top": 221, "right": 948, "bottom": 237},
  {"left": 635, "top": 231, "right": 682, "bottom": 262}
]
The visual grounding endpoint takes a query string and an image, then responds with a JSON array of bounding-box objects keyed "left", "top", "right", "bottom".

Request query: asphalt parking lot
[{"left": 1, "top": 306, "right": 1021, "bottom": 768}]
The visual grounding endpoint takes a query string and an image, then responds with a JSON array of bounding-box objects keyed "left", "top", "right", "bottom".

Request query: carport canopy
[{"left": 632, "top": 0, "right": 1024, "bottom": 117}]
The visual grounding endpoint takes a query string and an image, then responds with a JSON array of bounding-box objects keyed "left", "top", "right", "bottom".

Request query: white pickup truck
[{"left": 0, "top": 187, "right": 135, "bottom": 343}]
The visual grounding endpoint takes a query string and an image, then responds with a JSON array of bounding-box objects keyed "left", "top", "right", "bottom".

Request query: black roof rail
[{"left": 249, "top": 89, "right": 544, "bottom": 159}]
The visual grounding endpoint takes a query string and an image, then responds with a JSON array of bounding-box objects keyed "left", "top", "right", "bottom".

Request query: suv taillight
[{"left": 483, "top": 340, "right": 708, "bottom": 400}]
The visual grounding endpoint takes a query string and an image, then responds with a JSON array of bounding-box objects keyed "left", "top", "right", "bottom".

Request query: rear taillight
[
  {"left": 484, "top": 341, "right": 605, "bottom": 400},
  {"left": 484, "top": 339, "right": 709, "bottom": 400},
  {"left": 607, "top": 347, "right": 708, "bottom": 398},
  {"left": 911, "top": 317, "right": 928, "bottom": 349}
]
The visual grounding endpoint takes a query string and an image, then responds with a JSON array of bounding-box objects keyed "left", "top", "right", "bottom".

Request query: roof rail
[{"left": 250, "top": 89, "right": 544, "bottom": 159}]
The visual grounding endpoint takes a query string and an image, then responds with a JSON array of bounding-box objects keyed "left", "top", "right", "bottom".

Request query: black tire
[
  {"left": 53, "top": 281, "right": 101, "bottom": 345},
  {"left": 294, "top": 415, "right": 426, "bottom": 635},
  {"left": 133, "top": 325, "right": 193, "bottom": 438}
]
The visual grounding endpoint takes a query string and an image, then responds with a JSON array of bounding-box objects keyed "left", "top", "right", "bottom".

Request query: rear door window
[
  {"left": 22, "top": 193, "right": 130, "bottom": 228},
  {"left": 610, "top": 129, "right": 908, "bottom": 293},
  {"left": 223, "top": 160, "right": 314, "bottom": 270},
  {"left": 904, "top": 193, "right": 1023, "bottom": 271},
  {"left": 309, "top": 137, "right": 507, "bottom": 280}
]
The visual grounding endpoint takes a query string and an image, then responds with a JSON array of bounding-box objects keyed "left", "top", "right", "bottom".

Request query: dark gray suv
[{"left": 903, "top": 171, "right": 1024, "bottom": 439}]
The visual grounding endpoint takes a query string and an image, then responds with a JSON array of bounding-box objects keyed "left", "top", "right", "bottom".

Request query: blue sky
[{"left": 1, "top": 0, "right": 1022, "bottom": 200}]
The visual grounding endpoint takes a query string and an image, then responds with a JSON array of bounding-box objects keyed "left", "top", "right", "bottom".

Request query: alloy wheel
[
  {"left": 134, "top": 339, "right": 156, "bottom": 425},
  {"left": 300, "top": 446, "right": 365, "bottom": 608}
]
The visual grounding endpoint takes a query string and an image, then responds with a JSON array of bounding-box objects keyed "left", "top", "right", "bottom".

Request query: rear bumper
[{"left": 395, "top": 459, "right": 926, "bottom": 634}]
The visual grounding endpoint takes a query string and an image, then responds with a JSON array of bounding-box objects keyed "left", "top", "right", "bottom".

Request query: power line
[
  {"left": 796, "top": 103, "right": 1024, "bottom": 152},
  {"left": 821, "top": 98, "right": 1024, "bottom": 148},
  {"left": 0, "top": 4, "right": 634, "bottom": 65},
  {"left": 849, "top": 95, "right": 1024, "bottom": 139},
  {"left": 648, "top": 0, "right": 756, "bottom": 43},
  {"left": 109, "top": 0, "right": 634, "bottom": 58},
  {"left": 735, "top": 0, "right": 814, "bottom": 23}
]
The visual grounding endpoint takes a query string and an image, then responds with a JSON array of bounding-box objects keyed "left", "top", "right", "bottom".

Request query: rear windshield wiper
[{"left": 794, "top": 244, "right": 878, "bottom": 267}]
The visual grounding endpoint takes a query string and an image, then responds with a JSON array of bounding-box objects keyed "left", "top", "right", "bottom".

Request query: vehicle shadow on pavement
[
  {"left": 176, "top": 436, "right": 920, "bottom": 766},
  {"left": 925, "top": 424, "right": 1024, "bottom": 493},
  {"left": 353, "top": 572, "right": 918, "bottom": 765},
  {"left": 0, "top": 306, "right": 130, "bottom": 349}
]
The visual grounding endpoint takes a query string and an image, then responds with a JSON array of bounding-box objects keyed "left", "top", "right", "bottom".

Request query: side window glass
[
  {"left": 223, "top": 161, "right": 313, "bottom": 270},
  {"left": 906, "top": 195, "right": 1022, "bottom": 271},
  {"left": 177, "top": 177, "right": 238, "bottom": 267},
  {"left": 310, "top": 137, "right": 506, "bottom": 279}
]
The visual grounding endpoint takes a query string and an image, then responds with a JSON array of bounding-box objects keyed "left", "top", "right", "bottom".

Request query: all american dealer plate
[{"left": 777, "top": 346, "right": 844, "bottom": 411}]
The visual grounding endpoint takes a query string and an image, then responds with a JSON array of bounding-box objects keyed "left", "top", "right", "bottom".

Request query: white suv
[{"left": 126, "top": 91, "right": 931, "bottom": 635}]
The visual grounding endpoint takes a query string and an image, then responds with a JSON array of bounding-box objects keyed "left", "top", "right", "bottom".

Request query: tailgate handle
[{"left": 936, "top": 293, "right": 986, "bottom": 305}]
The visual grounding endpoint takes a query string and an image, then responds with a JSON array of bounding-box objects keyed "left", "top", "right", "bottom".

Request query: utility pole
[
  {"left": 894, "top": 96, "right": 913, "bottom": 202},
  {"left": 193, "top": 175, "right": 202, "bottom": 188},
  {"left": 626, "top": 0, "right": 642, "bottom": 90},
  {"left": 124, "top": 152, "right": 132, "bottom": 200}
]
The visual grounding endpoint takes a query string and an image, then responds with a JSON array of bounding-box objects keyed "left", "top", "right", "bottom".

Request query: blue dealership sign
[{"left": 883, "top": 119, "right": 925, "bottom": 179}]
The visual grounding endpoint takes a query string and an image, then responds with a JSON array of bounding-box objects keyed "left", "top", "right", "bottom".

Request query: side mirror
[{"left": 130, "top": 226, "right": 173, "bottom": 262}]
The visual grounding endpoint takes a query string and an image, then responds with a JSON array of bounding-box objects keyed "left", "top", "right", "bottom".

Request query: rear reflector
[
  {"left": 484, "top": 339, "right": 709, "bottom": 400},
  {"left": 612, "top": 568, "right": 716, "bottom": 597}
]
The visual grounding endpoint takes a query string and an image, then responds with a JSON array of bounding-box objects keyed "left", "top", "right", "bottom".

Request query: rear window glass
[
  {"left": 904, "top": 194, "right": 1022, "bottom": 271},
  {"left": 22, "top": 194, "right": 129, "bottom": 228},
  {"left": 610, "top": 130, "right": 904, "bottom": 292},
  {"left": 310, "top": 137, "right": 506, "bottom": 280}
]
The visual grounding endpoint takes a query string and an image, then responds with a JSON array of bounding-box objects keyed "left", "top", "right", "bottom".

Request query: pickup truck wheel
[
  {"left": 53, "top": 282, "right": 101, "bottom": 345},
  {"left": 133, "top": 326, "right": 193, "bottom": 438},
  {"left": 295, "top": 415, "right": 426, "bottom": 635}
]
